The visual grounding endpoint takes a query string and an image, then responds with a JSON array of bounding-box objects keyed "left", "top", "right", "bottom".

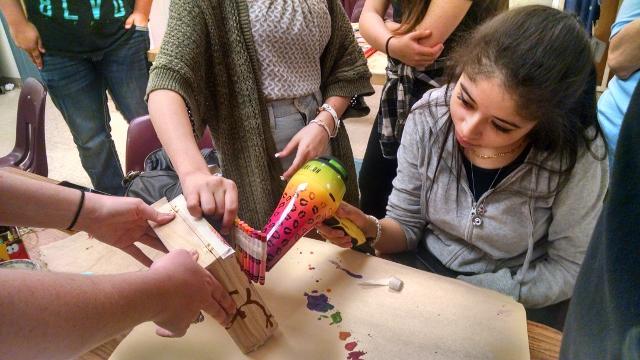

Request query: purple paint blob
[
  {"left": 329, "top": 260, "right": 363, "bottom": 279},
  {"left": 304, "top": 292, "right": 335, "bottom": 313},
  {"left": 347, "top": 351, "right": 366, "bottom": 360}
]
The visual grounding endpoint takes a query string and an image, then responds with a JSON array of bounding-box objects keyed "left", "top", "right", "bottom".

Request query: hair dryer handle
[{"left": 323, "top": 216, "right": 366, "bottom": 247}]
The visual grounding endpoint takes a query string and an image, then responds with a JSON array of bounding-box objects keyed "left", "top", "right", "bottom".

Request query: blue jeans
[{"left": 39, "top": 29, "right": 150, "bottom": 195}]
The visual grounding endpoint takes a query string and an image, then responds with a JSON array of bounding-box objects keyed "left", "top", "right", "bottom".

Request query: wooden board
[
  {"left": 39, "top": 231, "right": 156, "bottom": 274},
  {"left": 110, "top": 237, "right": 530, "bottom": 360},
  {"left": 151, "top": 197, "right": 277, "bottom": 353}
]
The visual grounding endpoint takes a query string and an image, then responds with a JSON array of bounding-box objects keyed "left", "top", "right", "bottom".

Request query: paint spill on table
[
  {"left": 304, "top": 291, "right": 334, "bottom": 313},
  {"left": 347, "top": 351, "right": 367, "bottom": 360},
  {"left": 329, "top": 260, "right": 363, "bottom": 279},
  {"left": 329, "top": 311, "right": 342, "bottom": 325}
]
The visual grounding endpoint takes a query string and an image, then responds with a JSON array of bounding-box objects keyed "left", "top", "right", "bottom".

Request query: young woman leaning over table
[
  {"left": 146, "top": 0, "right": 374, "bottom": 231},
  {"left": 358, "top": 0, "right": 507, "bottom": 219},
  {"left": 317, "top": 6, "right": 608, "bottom": 327}
]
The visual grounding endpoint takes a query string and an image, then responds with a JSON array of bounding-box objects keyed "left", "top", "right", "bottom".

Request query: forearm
[
  {"left": 359, "top": 0, "right": 394, "bottom": 52},
  {"left": 413, "top": 0, "right": 472, "bottom": 47},
  {"left": 0, "top": 0, "right": 29, "bottom": 29},
  {"left": 0, "top": 270, "right": 162, "bottom": 360},
  {"left": 148, "top": 90, "right": 209, "bottom": 177},
  {"left": 608, "top": 19, "right": 640, "bottom": 79},
  {"left": 133, "top": 0, "right": 153, "bottom": 18},
  {"left": 0, "top": 169, "right": 82, "bottom": 229},
  {"left": 322, "top": 95, "right": 349, "bottom": 133},
  {"left": 373, "top": 218, "right": 409, "bottom": 254}
]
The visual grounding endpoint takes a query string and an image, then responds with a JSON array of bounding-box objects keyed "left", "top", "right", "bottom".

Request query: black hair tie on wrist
[
  {"left": 385, "top": 35, "right": 396, "bottom": 58},
  {"left": 66, "top": 189, "right": 85, "bottom": 231}
]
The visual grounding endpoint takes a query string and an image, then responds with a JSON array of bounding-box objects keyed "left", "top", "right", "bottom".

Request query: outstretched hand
[
  {"left": 180, "top": 170, "right": 239, "bottom": 234},
  {"left": 76, "top": 193, "right": 175, "bottom": 267},
  {"left": 277, "top": 117, "right": 331, "bottom": 180},
  {"left": 149, "top": 250, "right": 237, "bottom": 337}
]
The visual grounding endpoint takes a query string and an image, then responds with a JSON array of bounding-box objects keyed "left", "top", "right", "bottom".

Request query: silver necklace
[{"left": 470, "top": 163, "right": 503, "bottom": 227}]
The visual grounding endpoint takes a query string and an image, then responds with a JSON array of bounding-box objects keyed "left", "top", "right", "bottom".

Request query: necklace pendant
[
  {"left": 472, "top": 215, "right": 483, "bottom": 226},
  {"left": 476, "top": 204, "right": 486, "bottom": 216}
]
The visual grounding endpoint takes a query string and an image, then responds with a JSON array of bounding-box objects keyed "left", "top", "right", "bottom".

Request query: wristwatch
[{"left": 317, "top": 103, "right": 340, "bottom": 137}]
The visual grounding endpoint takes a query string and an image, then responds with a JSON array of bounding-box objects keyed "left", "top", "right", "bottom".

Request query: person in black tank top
[{"left": 1, "top": 0, "right": 152, "bottom": 195}]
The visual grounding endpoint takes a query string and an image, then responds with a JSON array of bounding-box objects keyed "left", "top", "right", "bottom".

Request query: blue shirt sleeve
[{"left": 611, "top": 0, "right": 640, "bottom": 38}]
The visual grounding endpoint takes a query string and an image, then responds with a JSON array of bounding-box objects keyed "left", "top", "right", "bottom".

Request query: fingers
[
  {"left": 185, "top": 191, "right": 204, "bottom": 218},
  {"left": 156, "top": 325, "right": 186, "bottom": 338},
  {"left": 202, "top": 301, "right": 231, "bottom": 326},
  {"left": 210, "top": 274, "right": 237, "bottom": 316},
  {"left": 138, "top": 201, "right": 176, "bottom": 225},
  {"left": 30, "top": 49, "right": 43, "bottom": 69},
  {"left": 190, "top": 249, "right": 199, "bottom": 262},
  {"left": 276, "top": 137, "right": 299, "bottom": 161},
  {"left": 198, "top": 188, "right": 217, "bottom": 216},
  {"left": 336, "top": 202, "right": 361, "bottom": 220},
  {"left": 282, "top": 149, "right": 307, "bottom": 180},
  {"left": 316, "top": 223, "right": 351, "bottom": 247},
  {"left": 124, "top": 14, "right": 134, "bottom": 29},
  {"left": 37, "top": 37, "right": 45, "bottom": 54},
  {"left": 408, "top": 30, "right": 433, "bottom": 42},
  {"left": 202, "top": 275, "right": 236, "bottom": 326},
  {"left": 221, "top": 182, "right": 238, "bottom": 235}
]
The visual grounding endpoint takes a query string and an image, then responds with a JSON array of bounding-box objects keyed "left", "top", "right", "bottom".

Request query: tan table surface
[{"left": 34, "top": 231, "right": 562, "bottom": 359}]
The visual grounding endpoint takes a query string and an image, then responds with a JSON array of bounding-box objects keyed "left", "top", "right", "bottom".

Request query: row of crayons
[
  {"left": 363, "top": 47, "right": 377, "bottom": 58},
  {"left": 233, "top": 218, "right": 268, "bottom": 285}
]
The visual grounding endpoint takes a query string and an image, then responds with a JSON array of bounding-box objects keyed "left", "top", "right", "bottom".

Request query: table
[{"left": 35, "top": 231, "right": 563, "bottom": 359}]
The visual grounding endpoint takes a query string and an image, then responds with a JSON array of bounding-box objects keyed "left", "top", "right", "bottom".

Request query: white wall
[
  {"left": 149, "top": 0, "right": 171, "bottom": 48},
  {"left": 0, "top": 24, "right": 20, "bottom": 79}
]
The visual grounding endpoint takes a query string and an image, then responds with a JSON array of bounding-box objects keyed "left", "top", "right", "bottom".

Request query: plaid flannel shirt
[{"left": 378, "top": 58, "right": 442, "bottom": 158}]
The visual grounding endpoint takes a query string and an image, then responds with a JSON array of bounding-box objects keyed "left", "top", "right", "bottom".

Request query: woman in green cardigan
[{"left": 147, "top": 0, "right": 374, "bottom": 232}]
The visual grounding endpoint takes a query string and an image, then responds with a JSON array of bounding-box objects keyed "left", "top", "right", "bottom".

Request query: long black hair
[{"left": 428, "top": 5, "right": 606, "bottom": 201}]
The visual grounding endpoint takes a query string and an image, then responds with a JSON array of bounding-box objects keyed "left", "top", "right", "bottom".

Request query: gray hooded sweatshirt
[{"left": 386, "top": 86, "right": 609, "bottom": 308}]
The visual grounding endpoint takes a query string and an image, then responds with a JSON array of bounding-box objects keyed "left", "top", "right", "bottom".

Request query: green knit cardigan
[{"left": 147, "top": 0, "right": 374, "bottom": 228}]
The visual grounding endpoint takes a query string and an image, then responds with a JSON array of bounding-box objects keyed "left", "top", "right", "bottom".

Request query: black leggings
[
  {"left": 358, "top": 72, "right": 438, "bottom": 218},
  {"left": 358, "top": 113, "right": 399, "bottom": 219}
]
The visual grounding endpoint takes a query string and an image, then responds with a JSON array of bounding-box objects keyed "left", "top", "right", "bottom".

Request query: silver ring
[{"left": 193, "top": 312, "right": 205, "bottom": 324}]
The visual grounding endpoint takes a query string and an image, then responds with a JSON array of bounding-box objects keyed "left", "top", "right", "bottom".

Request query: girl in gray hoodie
[{"left": 317, "top": 6, "right": 608, "bottom": 319}]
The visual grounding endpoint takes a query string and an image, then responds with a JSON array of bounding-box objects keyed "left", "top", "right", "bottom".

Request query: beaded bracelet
[
  {"left": 310, "top": 118, "right": 333, "bottom": 139},
  {"left": 367, "top": 215, "right": 382, "bottom": 247}
]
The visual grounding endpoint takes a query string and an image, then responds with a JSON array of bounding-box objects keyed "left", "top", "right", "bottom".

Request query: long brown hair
[
  {"left": 395, "top": 0, "right": 508, "bottom": 35},
  {"left": 426, "top": 5, "right": 605, "bottom": 203}
]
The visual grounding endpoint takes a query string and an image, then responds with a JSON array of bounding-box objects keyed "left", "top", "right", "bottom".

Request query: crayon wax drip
[
  {"left": 345, "top": 341, "right": 358, "bottom": 351},
  {"left": 329, "top": 311, "right": 342, "bottom": 325},
  {"left": 347, "top": 351, "right": 366, "bottom": 360},
  {"left": 329, "top": 260, "right": 363, "bottom": 279},
  {"left": 304, "top": 292, "right": 335, "bottom": 313}
]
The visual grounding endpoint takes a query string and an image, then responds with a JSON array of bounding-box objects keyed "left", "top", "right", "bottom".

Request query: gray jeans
[{"left": 267, "top": 90, "right": 331, "bottom": 171}]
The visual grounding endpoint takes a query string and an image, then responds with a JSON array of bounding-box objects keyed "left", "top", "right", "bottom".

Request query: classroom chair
[
  {"left": 125, "top": 115, "right": 214, "bottom": 173},
  {"left": 0, "top": 78, "right": 48, "bottom": 177}
]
